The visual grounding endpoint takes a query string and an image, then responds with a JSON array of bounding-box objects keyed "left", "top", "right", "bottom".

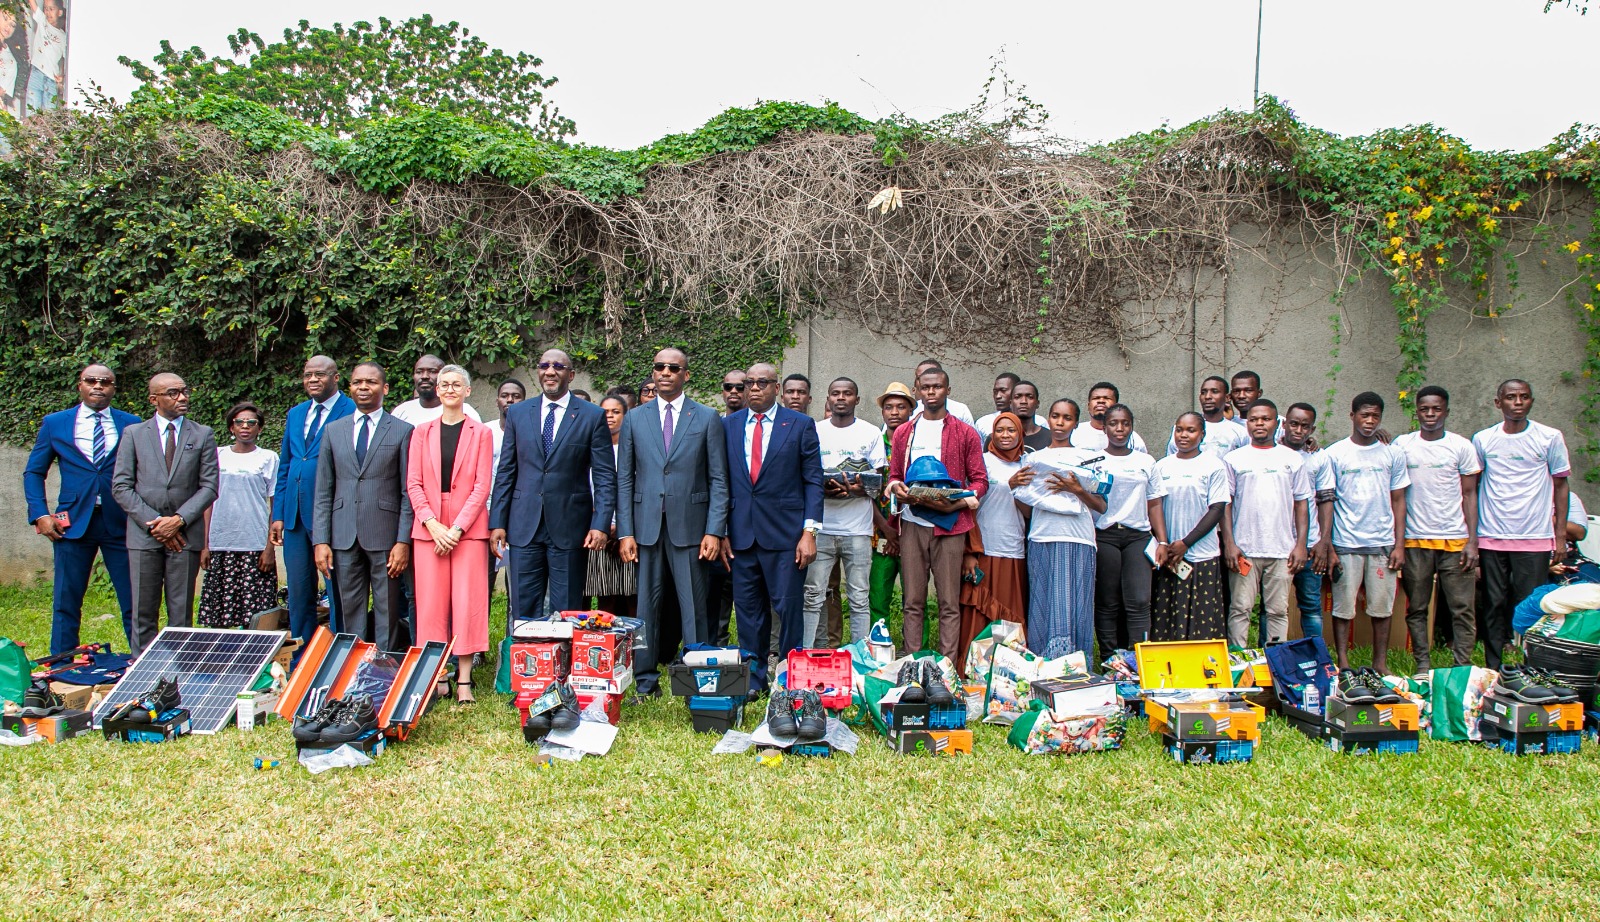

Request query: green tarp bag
[
  {"left": 0, "top": 639, "right": 32, "bottom": 705},
  {"left": 1525, "top": 610, "right": 1600, "bottom": 646},
  {"left": 495, "top": 636, "right": 513, "bottom": 696},
  {"left": 1429, "top": 664, "right": 1494, "bottom": 741}
]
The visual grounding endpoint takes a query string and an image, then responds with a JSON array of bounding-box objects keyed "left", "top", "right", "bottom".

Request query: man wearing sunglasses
[
  {"left": 271, "top": 356, "right": 355, "bottom": 642},
  {"left": 112, "top": 373, "right": 219, "bottom": 655},
  {"left": 491, "top": 349, "right": 615, "bottom": 629},
  {"left": 24, "top": 364, "right": 143, "bottom": 654},
  {"left": 617, "top": 348, "right": 730, "bottom": 696}
]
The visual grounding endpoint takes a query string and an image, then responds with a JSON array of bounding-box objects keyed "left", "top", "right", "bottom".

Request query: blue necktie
[
  {"left": 542, "top": 402, "right": 557, "bottom": 456},
  {"left": 307, "top": 403, "right": 326, "bottom": 445},
  {"left": 91, "top": 412, "right": 107, "bottom": 464},
  {"left": 355, "top": 415, "right": 370, "bottom": 466}
]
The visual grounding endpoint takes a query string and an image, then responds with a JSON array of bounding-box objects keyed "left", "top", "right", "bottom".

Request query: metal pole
[{"left": 1253, "top": 0, "right": 1264, "bottom": 108}]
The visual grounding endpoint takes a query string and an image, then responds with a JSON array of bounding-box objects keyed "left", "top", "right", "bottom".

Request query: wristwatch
[{"left": 803, "top": 520, "right": 821, "bottom": 536}]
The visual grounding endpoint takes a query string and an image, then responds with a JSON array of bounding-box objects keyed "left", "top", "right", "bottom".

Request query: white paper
[
  {"left": 543, "top": 720, "right": 618, "bottom": 756},
  {"left": 713, "top": 730, "right": 755, "bottom": 754}
]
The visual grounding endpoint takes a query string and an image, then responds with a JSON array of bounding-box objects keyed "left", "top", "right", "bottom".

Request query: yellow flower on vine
[
  {"left": 1415, "top": 205, "right": 1434, "bottom": 221},
  {"left": 1392, "top": 251, "right": 1407, "bottom": 264},
  {"left": 1385, "top": 211, "right": 1398, "bottom": 228},
  {"left": 1403, "top": 186, "right": 1415, "bottom": 195},
  {"left": 1508, "top": 200, "right": 1521, "bottom": 212},
  {"left": 1481, "top": 218, "right": 1498, "bottom": 232},
  {"left": 1565, "top": 241, "right": 1583, "bottom": 253},
  {"left": 1390, "top": 236, "right": 1404, "bottom": 248},
  {"left": 1586, "top": 303, "right": 1595, "bottom": 312},
  {"left": 1399, "top": 390, "right": 1409, "bottom": 400},
  {"left": 1436, "top": 257, "right": 1446, "bottom": 266}
]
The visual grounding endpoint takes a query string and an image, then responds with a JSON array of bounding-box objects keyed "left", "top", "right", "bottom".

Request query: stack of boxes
[
  {"left": 874, "top": 656, "right": 971, "bottom": 755},
  {"left": 512, "top": 614, "right": 636, "bottom": 742},
  {"left": 1135, "top": 639, "right": 1263, "bottom": 764},
  {"left": 101, "top": 705, "right": 191, "bottom": 743},
  {"left": 4, "top": 709, "right": 95, "bottom": 743},
  {"left": 1008, "top": 673, "right": 1125, "bottom": 756},
  {"left": 568, "top": 620, "right": 635, "bottom": 723},
  {"left": 668, "top": 648, "right": 749, "bottom": 733},
  {"left": 784, "top": 649, "right": 853, "bottom": 757},
  {"left": 1479, "top": 692, "right": 1584, "bottom": 755},
  {"left": 1322, "top": 695, "right": 1421, "bottom": 754}
]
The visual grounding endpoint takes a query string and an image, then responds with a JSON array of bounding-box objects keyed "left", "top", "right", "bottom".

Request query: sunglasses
[
  {"left": 231, "top": 418, "right": 262, "bottom": 428},
  {"left": 722, "top": 382, "right": 746, "bottom": 392},
  {"left": 537, "top": 361, "right": 569, "bottom": 371},
  {"left": 152, "top": 387, "right": 193, "bottom": 398},
  {"left": 80, "top": 376, "right": 115, "bottom": 387},
  {"left": 652, "top": 362, "right": 684, "bottom": 373},
  {"left": 746, "top": 378, "right": 779, "bottom": 389}
]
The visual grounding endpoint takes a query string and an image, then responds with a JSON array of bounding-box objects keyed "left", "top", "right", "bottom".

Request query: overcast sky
[{"left": 67, "top": 1, "right": 1597, "bottom": 151}]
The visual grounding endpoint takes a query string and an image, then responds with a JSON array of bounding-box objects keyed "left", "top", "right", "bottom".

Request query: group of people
[{"left": 24, "top": 351, "right": 1582, "bottom": 701}]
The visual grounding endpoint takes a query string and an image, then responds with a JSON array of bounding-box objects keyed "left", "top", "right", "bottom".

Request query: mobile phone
[
  {"left": 963, "top": 566, "right": 985, "bottom": 586},
  {"left": 1175, "top": 560, "right": 1194, "bottom": 581},
  {"left": 1236, "top": 557, "right": 1252, "bottom": 577}
]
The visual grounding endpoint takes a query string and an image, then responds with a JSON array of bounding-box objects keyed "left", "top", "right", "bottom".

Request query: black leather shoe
[
  {"left": 1516, "top": 666, "right": 1576, "bottom": 704},
  {"left": 18, "top": 678, "right": 63, "bottom": 718},
  {"left": 765, "top": 688, "right": 798, "bottom": 737},
  {"left": 1360, "top": 668, "right": 1402, "bottom": 704},
  {"left": 293, "top": 698, "right": 346, "bottom": 743},
  {"left": 1493, "top": 665, "right": 1560, "bottom": 704},
  {"left": 921, "top": 660, "right": 955, "bottom": 708},
  {"left": 896, "top": 661, "right": 926, "bottom": 704},
  {"left": 1336, "top": 669, "right": 1376, "bottom": 704},
  {"left": 320, "top": 696, "right": 378, "bottom": 744},
  {"left": 549, "top": 683, "right": 581, "bottom": 733},
  {"left": 794, "top": 689, "right": 827, "bottom": 743}
]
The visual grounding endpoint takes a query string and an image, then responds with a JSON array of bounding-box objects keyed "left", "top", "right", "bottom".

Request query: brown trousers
[{"left": 900, "top": 521, "right": 965, "bottom": 658}]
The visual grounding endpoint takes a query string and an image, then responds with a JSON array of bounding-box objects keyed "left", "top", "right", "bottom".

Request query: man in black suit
[
  {"left": 111, "top": 373, "right": 219, "bottom": 654},
  {"left": 313, "top": 362, "right": 414, "bottom": 650},
  {"left": 618, "top": 348, "right": 730, "bottom": 695},
  {"left": 490, "top": 349, "right": 616, "bottom": 625}
]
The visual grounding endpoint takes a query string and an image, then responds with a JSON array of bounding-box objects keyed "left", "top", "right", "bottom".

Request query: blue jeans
[{"left": 26, "top": 67, "right": 58, "bottom": 115}]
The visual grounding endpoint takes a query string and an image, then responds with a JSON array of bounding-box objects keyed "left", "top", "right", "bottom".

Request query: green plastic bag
[
  {"left": 1526, "top": 610, "right": 1600, "bottom": 646},
  {"left": 1429, "top": 665, "right": 1494, "bottom": 741},
  {"left": 0, "top": 639, "right": 31, "bottom": 705},
  {"left": 494, "top": 636, "right": 513, "bottom": 696}
]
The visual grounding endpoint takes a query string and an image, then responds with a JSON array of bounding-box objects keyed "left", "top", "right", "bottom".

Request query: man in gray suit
[
  {"left": 111, "top": 373, "right": 219, "bottom": 655},
  {"left": 618, "top": 347, "right": 730, "bottom": 696},
  {"left": 313, "top": 361, "right": 414, "bottom": 651}
]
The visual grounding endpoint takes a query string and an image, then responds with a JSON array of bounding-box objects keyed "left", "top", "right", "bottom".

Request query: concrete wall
[{"left": 5, "top": 213, "right": 1594, "bottom": 583}]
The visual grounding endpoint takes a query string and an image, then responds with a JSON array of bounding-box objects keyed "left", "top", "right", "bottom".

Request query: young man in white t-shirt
[
  {"left": 1073, "top": 382, "right": 1149, "bottom": 453},
  {"left": 802, "top": 377, "right": 887, "bottom": 647},
  {"left": 391, "top": 353, "right": 482, "bottom": 425},
  {"left": 1393, "top": 385, "right": 1480, "bottom": 671},
  {"left": 1168, "top": 376, "right": 1247, "bottom": 458},
  {"left": 1220, "top": 399, "right": 1310, "bottom": 648},
  {"left": 907, "top": 359, "right": 976, "bottom": 427},
  {"left": 1473, "top": 379, "right": 1570, "bottom": 671},
  {"left": 1312, "top": 392, "right": 1410, "bottom": 674}
]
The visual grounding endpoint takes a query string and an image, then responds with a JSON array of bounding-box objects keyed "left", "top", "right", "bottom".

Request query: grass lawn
[{"left": 1, "top": 581, "right": 1598, "bottom": 921}]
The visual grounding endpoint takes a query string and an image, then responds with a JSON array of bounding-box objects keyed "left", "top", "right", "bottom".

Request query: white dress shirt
[
  {"left": 538, "top": 393, "right": 572, "bottom": 448},
  {"left": 351, "top": 408, "right": 385, "bottom": 450},
  {"left": 743, "top": 406, "right": 776, "bottom": 468},
  {"left": 74, "top": 403, "right": 119, "bottom": 461},
  {"left": 657, "top": 393, "right": 687, "bottom": 433},
  {"left": 303, "top": 392, "right": 343, "bottom": 437},
  {"left": 155, "top": 415, "right": 184, "bottom": 446}
]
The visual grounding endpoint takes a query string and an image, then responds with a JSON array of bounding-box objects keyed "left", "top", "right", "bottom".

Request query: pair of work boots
[
  {"left": 894, "top": 659, "right": 955, "bottom": 708},
  {"left": 18, "top": 678, "right": 67, "bottom": 718},
  {"left": 765, "top": 688, "right": 827, "bottom": 743},
  {"left": 104, "top": 677, "right": 182, "bottom": 723},
  {"left": 523, "top": 682, "right": 582, "bottom": 738},
  {"left": 1335, "top": 668, "right": 1402, "bottom": 705},
  {"left": 292, "top": 695, "right": 379, "bottom": 745},
  {"left": 1493, "top": 664, "right": 1579, "bottom": 704}
]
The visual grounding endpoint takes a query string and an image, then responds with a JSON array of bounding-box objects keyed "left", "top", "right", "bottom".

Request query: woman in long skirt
[
  {"left": 1149, "top": 412, "right": 1230, "bottom": 640},
  {"left": 958, "top": 413, "right": 1030, "bottom": 674},
  {"left": 198, "top": 403, "right": 280, "bottom": 628},
  {"left": 1019, "top": 400, "right": 1107, "bottom": 659}
]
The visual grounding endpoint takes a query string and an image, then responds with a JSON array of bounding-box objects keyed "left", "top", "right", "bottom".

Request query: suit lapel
[
  {"left": 664, "top": 400, "right": 695, "bottom": 464},
  {"left": 545, "top": 401, "right": 582, "bottom": 465},
  {"left": 728, "top": 409, "right": 751, "bottom": 482},
  {"left": 355, "top": 416, "right": 379, "bottom": 477},
  {"left": 765, "top": 410, "right": 798, "bottom": 471},
  {"left": 446, "top": 422, "right": 472, "bottom": 490}
]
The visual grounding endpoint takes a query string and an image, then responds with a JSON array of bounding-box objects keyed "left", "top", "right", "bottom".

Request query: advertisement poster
[{"left": 2, "top": 0, "right": 69, "bottom": 118}]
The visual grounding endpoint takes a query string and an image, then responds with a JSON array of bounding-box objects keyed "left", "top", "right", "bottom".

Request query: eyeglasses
[
  {"left": 537, "top": 362, "right": 570, "bottom": 371},
  {"left": 151, "top": 387, "right": 192, "bottom": 398},
  {"left": 80, "top": 376, "right": 114, "bottom": 387},
  {"left": 436, "top": 382, "right": 466, "bottom": 391},
  {"left": 746, "top": 378, "right": 779, "bottom": 389},
  {"left": 302, "top": 370, "right": 335, "bottom": 380},
  {"left": 722, "top": 382, "right": 746, "bottom": 392},
  {"left": 652, "top": 362, "right": 684, "bottom": 373},
  {"left": 232, "top": 419, "right": 262, "bottom": 428}
]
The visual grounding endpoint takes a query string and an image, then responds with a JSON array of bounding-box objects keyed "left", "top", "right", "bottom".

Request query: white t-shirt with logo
[
  {"left": 899, "top": 416, "right": 946, "bottom": 530},
  {"left": 1094, "top": 451, "right": 1165, "bottom": 531},
  {"left": 1319, "top": 438, "right": 1411, "bottom": 549},
  {"left": 1154, "top": 453, "right": 1231, "bottom": 562},
  {"left": 815, "top": 418, "right": 888, "bottom": 537},
  {"left": 1167, "top": 417, "right": 1248, "bottom": 459},
  {"left": 1023, "top": 447, "right": 1100, "bottom": 547},
  {"left": 1474, "top": 420, "right": 1571, "bottom": 542},
  {"left": 1298, "top": 448, "right": 1326, "bottom": 548},
  {"left": 209, "top": 447, "right": 280, "bottom": 553},
  {"left": 1393, "top": 431, "right": 1480, "bottom": 541},
  {"left": 1224, "top": 444, "right": 1311, "bottom": 558},
  {"left": 1072, "top": 425, "right": 1149, "bottom": 454}
]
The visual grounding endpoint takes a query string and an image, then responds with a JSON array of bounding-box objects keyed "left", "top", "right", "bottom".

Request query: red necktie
[{"left": 750, "top": 413, "right": 764, "bottom": 482}]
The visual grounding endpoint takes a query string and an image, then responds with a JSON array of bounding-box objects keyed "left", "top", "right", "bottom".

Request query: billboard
[{"left": 1, "top": 0, "right": 69, "bottom": 118}]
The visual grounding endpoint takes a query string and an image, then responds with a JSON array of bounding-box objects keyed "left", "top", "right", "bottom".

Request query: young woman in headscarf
[{"left": 957, "top": 412, "right": 1033, "bottom": 673}]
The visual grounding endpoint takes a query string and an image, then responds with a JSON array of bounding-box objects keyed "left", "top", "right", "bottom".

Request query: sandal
[
  {"left": 435, "top": 679, "right": 450, "bottom": 701},
  {"left": 455, "top": 679, "right": 476, "bottom": 705}
]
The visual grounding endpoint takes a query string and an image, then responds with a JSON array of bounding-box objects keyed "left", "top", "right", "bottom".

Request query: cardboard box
[
  {"left": 1135, "top": 639, "right": 1232, "bottom": 691},
  {"left": 1326, "top": 727, "right": 1419, "bottom": 755},
  {"left": 295, "top": 727, "right": 387, "bottom": 757},
  {"left": 48, "top": 682, "right": 116, "bottom": 713},
  {"left": 103, "top": 707, "right": 191, "bottom": 743},
  {"left": 1164, "top": 733, "right": 1254, "bottom": 764},
  {"left": 893, "top": 729, "right": 973, "bottom": 755},
  {"left": 1489, "top": 724, "right": 1582, "bottom": 756},
  {"left": 1325, "top": 697, "right": 1420, "bottom": 736},
  {"left": 273, "top": 638, "right": 303, "bottom": 672},
  {"left": 669, "top": 662, "right": 750, "bottom": 698},
  {"left": 1479, "top": 694, "right": 1583, "bottom": 733},
  {"left": 1, "top": 709, "right": 93, "bottom": 743},
  {"left": 881, "top": 701, "right": 931, "bottom": 734},
  {"left": 510, "top": 641, "right": 571, "bottom": 694},
  {"left": 575, "top": 691, "right": 622, "bottom": 726},
  {"left": 569, "top": 664, "right": 634, "bottom": 696},
  {"left": 1150, "top": 700, "right": 1262, "bottom": 741},
  {"left": 1030, "top": 676, "right": 1117, "bottom": 719},
  {"left": 571, "top": 629, "right": 632, "bottom": 687}
]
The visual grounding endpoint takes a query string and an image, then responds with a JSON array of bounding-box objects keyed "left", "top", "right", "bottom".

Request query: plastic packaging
[
  {"left": 298, "top": 744, "right": 375, "bottom": 774},
  {"left": 343, "top": 654, "right": 402, "bottom": 711}
]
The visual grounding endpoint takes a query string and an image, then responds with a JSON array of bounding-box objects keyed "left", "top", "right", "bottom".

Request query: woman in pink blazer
[{"left": 407, "top": 364, "right": 494, "bottom": 703}]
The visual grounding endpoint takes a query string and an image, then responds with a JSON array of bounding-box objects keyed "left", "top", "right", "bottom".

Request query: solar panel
[{"left": 92, "top": 627, "right": 287, "bottom": 734}]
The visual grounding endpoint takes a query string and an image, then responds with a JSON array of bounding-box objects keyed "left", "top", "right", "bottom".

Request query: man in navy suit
[
  {"left": 24, "top": 364, "right": 142, "bottom": 654},
  {"left": 490, "top": 348, "right": 616, "bottom": 625},
  {"left": 270, "top": 355, "right": 355, "bottom": 642},
  {"left": 618, "top": 348, "right": 730, "bottom": 696},
  {"left": 721, "top": 362, "right": 824, "bottom": 693}
]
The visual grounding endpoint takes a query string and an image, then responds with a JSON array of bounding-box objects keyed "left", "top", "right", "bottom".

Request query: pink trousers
[{"left": 413, "top": 536, "right": 490, "bottom": 656}]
